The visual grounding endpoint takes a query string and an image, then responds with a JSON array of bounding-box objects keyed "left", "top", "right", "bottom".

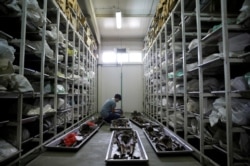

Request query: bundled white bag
[
  {"left": 237, "top": 0, "right": 250, "bottom": 24},
  {"left": 218, "top": 33, "right": 250, "bottom": 54}
]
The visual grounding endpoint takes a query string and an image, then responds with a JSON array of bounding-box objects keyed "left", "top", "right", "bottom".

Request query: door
[{"left": 98, "top": 64, "right": 143, "bottom": 113}]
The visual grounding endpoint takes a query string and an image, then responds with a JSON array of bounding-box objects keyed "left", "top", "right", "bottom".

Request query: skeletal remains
[
  {"left": 112, "top": 118, "right": 130, "bottom": 128},
  {"left": 113, "top": 130, "right": 140, "bottom": 159},
  {"left": 145, "top": 126, "right": 185, "bottom": 151}
]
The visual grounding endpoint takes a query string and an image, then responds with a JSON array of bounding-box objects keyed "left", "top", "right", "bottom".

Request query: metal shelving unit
[
  {"left": 143, "top": 0, "right": 250, "bottom": 165},
  {"left": 0, "top": 0, "right": 97, "bottom": 165}
]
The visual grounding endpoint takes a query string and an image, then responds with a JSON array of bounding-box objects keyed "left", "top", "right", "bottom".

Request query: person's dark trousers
[
  {"left": 104, "top": 113, "right": 120, "bottom": 123},
  {"left": 114, "top": 109, "right": 123, "bottom": 115}
]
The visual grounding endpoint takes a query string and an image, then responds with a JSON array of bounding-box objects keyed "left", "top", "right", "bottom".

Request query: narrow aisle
[{"left": 26, "top": 122, "right": 201, "bottom": 166}]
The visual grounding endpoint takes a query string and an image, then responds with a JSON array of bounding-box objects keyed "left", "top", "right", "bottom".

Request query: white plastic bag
[
  {"left": 26, "top": 40, "right": 54, "bottom": 59},
  {"left": 218, "top": 33, "right": 250, "bottom": 54},
  {"left": 237, "top": 0, "right": 250, "bottom": 24},
  {"left": 9, "top": 74, "right": 34, "bottom": 92},
  {"left": 19, "top": 0, "right": 44, "bottom": 26},
  {"left": 231, "top": 76, "right": 249, "bottom": 91},
  {"left": 210, "top": 97, "right": 250, "bottom": 126},
  {"left": 0, "top": 38, "right": 15, "bottom": 62},
  {"left": 188, "top": 39, "right": 198, "bottom": 51},
  {"left": 0, "top": 138, "right": 18, "bottom": 160}
]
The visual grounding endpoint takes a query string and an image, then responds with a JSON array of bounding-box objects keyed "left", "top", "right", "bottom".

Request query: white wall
[
  {"left": 98, "top": 65, "right": 122, "bottom": 110},
  {"left": 121, "top": 65, "right": 143, "bottom": 113},
  {"left": 101, "top": 39, "right": 143, "bottom": 50},
  {"left": 98, "top": 64, "right": 143, "bottom": 113}
]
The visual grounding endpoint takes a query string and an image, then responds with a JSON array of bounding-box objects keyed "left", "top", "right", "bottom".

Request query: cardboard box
[
  {"left": 168, "top": 0, "right": 177, "bottom": 12},
  {"left": 86, "top": 27, "right": 91, "bottom": 36},
  {"left": 78, "top": 14, "right": 85, "bottom": 27},
  {"left": 71, "top": 17, "right": 77, "bottom": 30},
  {"left": 65, "top": 8, "right": 71, "bottom": 20},
  {"left": 86, "top": 37, "right": 92, "bottom": 47},
  {"left": 67, "top": 0, "right": 76, "bottom": 8},
  {"left": 65, "top": 8, "right": 77, "bottom": 30},
  {"left": 55, "top": 0, "right": 66, "bottom": 12},
  {"left": 76, "top": 4, "right": 82, "bottom": 18},
  {"left": 67, "top": 0, "right": 78, "bottom": 13}
]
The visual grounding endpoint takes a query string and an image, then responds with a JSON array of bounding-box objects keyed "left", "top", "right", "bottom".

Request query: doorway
[{"left": 97, "top": 64, "right": 143, "bottom": 113}]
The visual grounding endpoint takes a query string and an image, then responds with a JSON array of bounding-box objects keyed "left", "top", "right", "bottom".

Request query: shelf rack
[
  {"left": 0, "top": 0, "right": 97, "bottom": 165},
  {"left": 143, "top": 0, "right": 250, "bottom": 166}
]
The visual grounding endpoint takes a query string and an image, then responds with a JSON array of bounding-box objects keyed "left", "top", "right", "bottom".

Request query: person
[{"left": 100, "top": 94, "right": 123, "bottom": 123}]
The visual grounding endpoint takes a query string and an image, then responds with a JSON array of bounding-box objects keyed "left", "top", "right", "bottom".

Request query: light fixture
[{"left": 116, "top": 11, "right": 122, "bottom": 29}]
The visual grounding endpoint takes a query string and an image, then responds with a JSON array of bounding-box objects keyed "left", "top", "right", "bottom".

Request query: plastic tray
[
  {"left": 45, "top": 120, "right": 103, "bottom": 151},
  {"left": 105, "top": 130, "right": 148, "bottom": 163},
  {"left": 143, "top": 126, "right": 193, "bottom": 154},
  {"left": 110, "top": 118, "right": 132, "bottom": 130}
]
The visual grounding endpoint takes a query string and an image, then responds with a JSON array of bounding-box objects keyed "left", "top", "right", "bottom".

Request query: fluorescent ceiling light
[{"left": 116, "top": 11, "right": 122, "bottom": 29}]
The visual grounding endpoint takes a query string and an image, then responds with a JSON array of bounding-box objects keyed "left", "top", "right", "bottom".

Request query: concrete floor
[{"left": 26, "top": 122, "right": 201, "bottom": 166}]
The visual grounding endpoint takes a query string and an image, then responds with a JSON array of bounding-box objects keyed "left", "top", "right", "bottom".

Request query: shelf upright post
[
  {"left": 149, "top": 48, "right": 152, "bottom": 117},
  {"left": 164, "top": 21, "right": 169, "bottom": 128},
  {"left": 155, "top": 36, "right": 158, "bottom": 121},
  {"left": 142, "top": 51, "right": 145, "bottom": 115},
  {"left": 195, "top": 0, "right": 204, "bottom": 164},
  {"left": 93, "top": 53, "right": 96, "bottom": 115},
  {"left": 142, "top": 50, "right": 148, "bottom": 115},
  {"left": 89, "top": 50, "right": 91, "bottom": 117},
  {"left": 83, "top": 44, "right": 87, "bottom": 118},
  {"left": 181, "top": 0, "right": 187, "bottom": 141},
  {"left": 90, "top": 51, "right": 93, "bottom": 116},
  {"left": 92, "top": 52, "right": 97, "bottom": 116},
  {"left": 148, "top": 47, "right": 151, "bottom": 117},
  {"left": 151, "top": 44, "right": 154, "bottom": 118},
  {"left": 89, "top": 51, "right": 92, "bottom": 116},
  {"left": 171, "top": 12, "right": 177, "bottom": 133},
  {"left": 65, "top": 20, "right": 70, "bottom": 125},
  {"left": 39, "top": 0, "right": 48, "bottom": 146},
  {"left": 85, "top": 50, "right": 87, "bottom": 118},
  {"left": 158, "top": 35, "right": 161, "bottom": 122},
  {"left": 91, "top": 53, "right": 93, "bottom": 116},
  {"left": 53, "top": 7, "right": 61, "bottom": 136},
  {"left": 159, "top": 32, "right": 163, "bottom": 124},
  {"left": 220, "top": 0, "right": 232, "bottom": 165},
  {"left": 154, "top": 39, "right": 157, "bottom": 120},
  {"left": 81, "top": 41, "right": 84, "bottom": 118},
  {"left": 148, "top": 50, "right": 151, "bottom": 117},
  {"left": 144, "top": 51, "right": 148, "bottom": 116},
  {"left": 72, "top": 28, "right": 76, "bottom": 123},
  {"left": 147, "top": 48, "right": 149, "bottom": 116},
  {"left": 82, "top": 26, "right": 86, "bottom": 118},
  {"left": 17, "top": 0, "right": 27, "bottom": 163},
  {"left": 91, "top": 54, "right": 93, "bottom": 115},
  {"left": 77, "top": 33, "right": 81, "bottom": 123},
  {"left": 87, "top": 50, "right": 90, "bottom": 117},
  {"left": 80, "top": 28, "right": 84, "bottom": 119},
  {"left": 144, "top": 50, "right": 149, "bottom": 116},
  {"left": 146, "top": 51, "right": 148, "bottom": 116},
  {"left": 149, "top": 48, "right": 151, "bottom": 117}
]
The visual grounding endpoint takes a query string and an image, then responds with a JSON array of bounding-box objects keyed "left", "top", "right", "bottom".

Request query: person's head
[{"left": 114, "top": 94, "right": 122, "bottom": 102}]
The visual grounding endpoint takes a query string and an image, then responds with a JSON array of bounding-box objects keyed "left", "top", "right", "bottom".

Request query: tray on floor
[
  {"left": 130, "top": 116, "right": 160, "bottom": 128},
  {"left": 110, "top": 118, "right": 132, "bottom": 130},
  {"left": 143, "top": 126, "right": 193, "bottom": 154},
  {"left": 45, "top": 120, "right": 103, "bottom": 151},
  {"left": 105, "top": 129, "right": 148, "bottom": 163}
]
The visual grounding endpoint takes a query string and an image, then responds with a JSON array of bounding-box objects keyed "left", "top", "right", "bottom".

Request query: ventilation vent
[{"left": 116, "top": 48, "right": 127, "bottom": 53}]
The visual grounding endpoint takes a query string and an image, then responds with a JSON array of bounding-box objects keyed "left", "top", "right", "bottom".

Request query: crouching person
[{"left": 100, "top": 94, "right": 122, "bottom": 123}]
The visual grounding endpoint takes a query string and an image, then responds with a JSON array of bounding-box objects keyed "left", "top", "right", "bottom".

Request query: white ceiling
[{"left": 78, "top": 0, "right": 159, "bottom": 44}]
